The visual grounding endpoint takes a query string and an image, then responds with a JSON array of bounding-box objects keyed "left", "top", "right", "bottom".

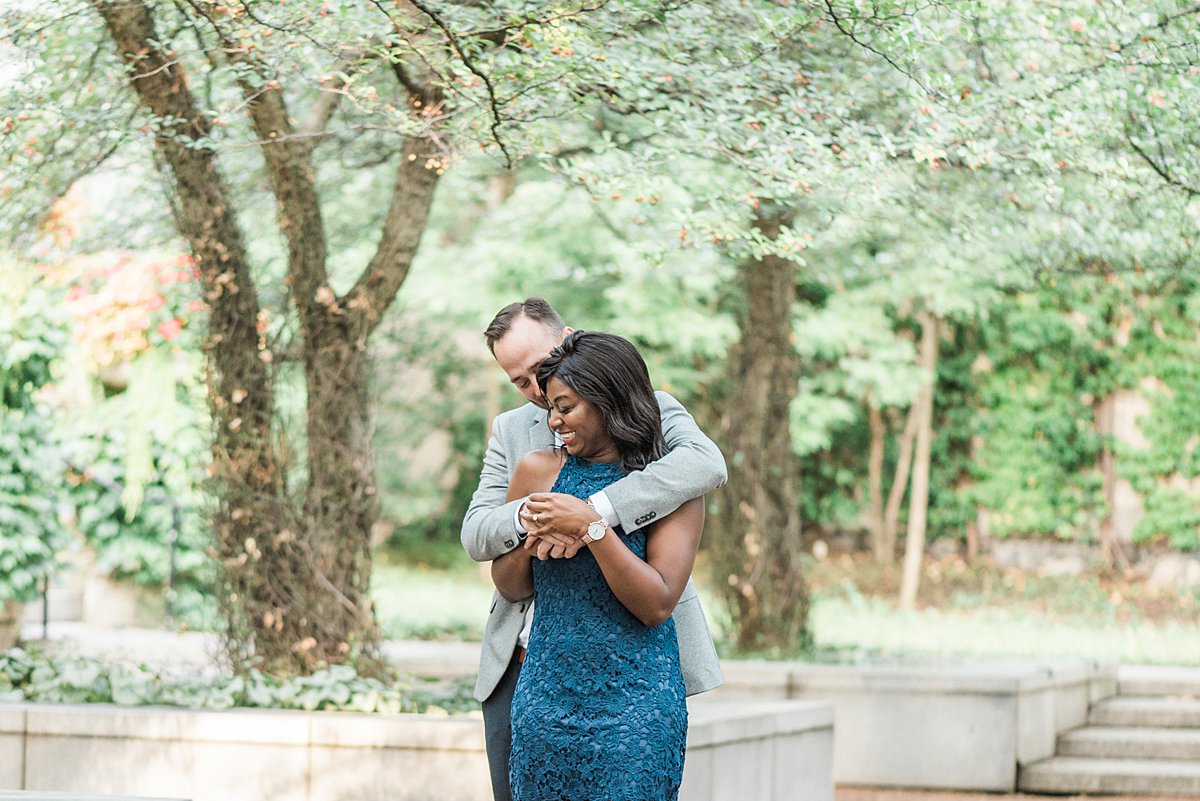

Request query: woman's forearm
[
  {"left": 590, "top": 497, "right": 703, "bottom": 627},
  {"left": 491, "top": 546, "right": 535, "bottom": 602},
  {"left": 589, "top": 536, "right": 678, "bottom": 627}
]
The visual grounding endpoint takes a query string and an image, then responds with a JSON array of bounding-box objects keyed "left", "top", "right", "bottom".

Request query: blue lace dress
[{"left": 509, "top": 455, "right": 687, "bottom": 801}]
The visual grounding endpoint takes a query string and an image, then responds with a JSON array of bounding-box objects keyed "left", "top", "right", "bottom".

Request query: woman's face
[{"left": 545, "top": 376, "right": 620, "bottom": 463}]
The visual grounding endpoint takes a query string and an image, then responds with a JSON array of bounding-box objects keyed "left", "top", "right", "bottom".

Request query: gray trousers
[{"left": 482, "top": 649, "right": 521, "bottom": 801}]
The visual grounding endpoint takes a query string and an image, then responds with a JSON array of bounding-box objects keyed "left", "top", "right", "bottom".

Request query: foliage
[
  {"left": 39, "top": 239, "right": 218, "bottom": 626},
  {"left": 1, "top": 283, "right": 65, "bottom": 409},
  {"left": 0, "top": 647, "right": 477, "bottom": 715},
  {"left": 792, "top": 268, "right": 1200, "bottom": 551},
  {"left": 370, "top": 309, "right": 491, "bottom": 563},
  {"left": 62, "top": 402, "right": 218, "bottom": 628},
  {"left": 0, "top": 270, "right": 70, "bottom": 605},
  {"left": 4, "top": 0, "right": 1200, "bottom": 661},
  {"left": 963, "top": 277, "right": 1111, "bottom": 540},
  {"left": 0, "top": 410, "right": 66, "bottom": 604},
  {"left": 56, "top": 247, "right": 204, "bottom": 368},
  {"left": 1111, "top": 278, "right": 1200, "bottom": 550}
]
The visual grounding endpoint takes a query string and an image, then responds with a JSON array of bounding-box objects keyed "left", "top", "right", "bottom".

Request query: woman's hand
[{"left": 520, "top": 492, "right": 599, "bottom": 559}]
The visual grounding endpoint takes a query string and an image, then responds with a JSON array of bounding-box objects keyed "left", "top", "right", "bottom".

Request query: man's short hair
[{"left": 484, "top": 297, "right": 566, "bottom": 354}]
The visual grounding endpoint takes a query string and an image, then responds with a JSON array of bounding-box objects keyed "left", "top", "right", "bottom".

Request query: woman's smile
[{"left": 545, "top": 377, "right": 618, "bottom": 462}]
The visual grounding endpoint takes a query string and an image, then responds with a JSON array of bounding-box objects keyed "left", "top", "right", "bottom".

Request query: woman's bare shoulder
[
  {"left": 513, "top": 448, "right": 565, "bottom": 493},
  {"left": 517, "top": 447, "right": 563, "bottom": 468}
]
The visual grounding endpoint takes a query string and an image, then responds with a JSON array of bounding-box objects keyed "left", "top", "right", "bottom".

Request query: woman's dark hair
[{"left": 537, "top": 331, "right": 666, "bottom": 473}]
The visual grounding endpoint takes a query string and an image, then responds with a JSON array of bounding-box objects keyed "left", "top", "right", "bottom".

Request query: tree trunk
[
  {"left": 96, "top": 0, "right": 443, "bottom": 674},
  {"left": 713, "top": 209, "right": 809, "bottom": 653},
  {"left": 883, "top": 400, "right": 919, "bottom": 560},
  {"left": 93, "top": 0, "right": 286, "bottom": 666},
  {"left": 1095, "top": 393, "right": 1121, "bottom": 568},
  {"left": 866, "top": 395, "right": 887, "bottom": 562},
  {"left": 899, "top": 311, "right": 939, "bottom": 611}
]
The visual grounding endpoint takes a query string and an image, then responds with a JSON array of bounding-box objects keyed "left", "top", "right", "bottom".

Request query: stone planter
[
  {"left": 81, "top": 575, "right": 164, "bottom": 629},
  {"left": 0, "top": 699, "right": 834, "bottom": 801},
  {"left": 710, "top": 657, "right": 1117, "bottom": 792}
]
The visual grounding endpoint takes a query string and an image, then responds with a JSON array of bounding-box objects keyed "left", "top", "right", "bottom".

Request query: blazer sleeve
[
  {"left": 460, "top": 414, "right": 527, "bottom": 563},
  {"left": 601, "top": 391, "right": 728, "bottom": 532}
]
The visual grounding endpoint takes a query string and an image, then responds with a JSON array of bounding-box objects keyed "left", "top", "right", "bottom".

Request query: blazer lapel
[{"left": 526, "top": 405, "right": 554, "bottom": 451}]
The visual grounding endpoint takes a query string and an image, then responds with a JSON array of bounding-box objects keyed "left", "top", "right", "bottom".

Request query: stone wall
[
  {"left": 709, "top": 658, "right": 1116, "bottom": 792},
  {"left": 0, "top": 699, "right": 834, "bottom": 801}
]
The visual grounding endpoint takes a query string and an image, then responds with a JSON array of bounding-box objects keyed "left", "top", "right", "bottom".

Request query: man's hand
[
  {"left": 524, "top": 532, "right": 587, "bottom": 561},
  {"left": 520, "top": 492, "right": 598, "bottom": 560}
]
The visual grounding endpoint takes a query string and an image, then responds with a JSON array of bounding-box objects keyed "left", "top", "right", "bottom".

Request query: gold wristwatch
[{"left": 583, "top": 518, "right": 607, "bottom": 543}]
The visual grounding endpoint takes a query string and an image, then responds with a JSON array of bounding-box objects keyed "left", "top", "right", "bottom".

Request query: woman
[{"left": 491, "top": 330, "right": 705, "bottom": 801}]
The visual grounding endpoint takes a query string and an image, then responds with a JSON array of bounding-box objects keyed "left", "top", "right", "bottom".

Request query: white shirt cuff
[
  {"left": 588, "top": 490, "right": 621, "bottom": 529},
  {"left": 513, "top": 496, "right": 530, "bottom": 537}
]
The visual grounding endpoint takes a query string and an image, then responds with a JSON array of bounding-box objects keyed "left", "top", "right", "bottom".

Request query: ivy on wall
[{"left": 797, "top": 268, "right": 1200, "bottom": 552}]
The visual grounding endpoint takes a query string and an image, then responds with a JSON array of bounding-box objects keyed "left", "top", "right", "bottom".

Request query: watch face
[{"left": 588, "top": 520, "right": 606, "bottom": 541}]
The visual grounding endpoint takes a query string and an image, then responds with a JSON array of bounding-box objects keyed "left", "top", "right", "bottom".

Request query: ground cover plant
[{"left": 0, "top": 646, "right": 477, "bottom": 715}]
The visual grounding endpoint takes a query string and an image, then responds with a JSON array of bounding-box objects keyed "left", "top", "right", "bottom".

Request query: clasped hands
[{"left": 519, "top": 492, "right": 598, "bottom": 560}]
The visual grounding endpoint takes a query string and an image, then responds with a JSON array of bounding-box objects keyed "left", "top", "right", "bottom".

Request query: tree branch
[
  {"left": 403, "top": 0, "right": 514, "bottom": 167},
  {"left": 181, "top": 0, "right": 330, "bottom": 319},
  {"left": 301, "top": 44, "right": 371, "bottom": 140},
  {"left": 460, "top": 1, "right": 608, "bottom": 40},
  {"left": 1127, "top": 135, "right": 1200, "bottom": 197},
  {"left": 822, "top": 0, "right": 938, "bottom": 98},
  {"left": 387, "top": 54, "right": 429, "bottom": 99},
  {"left": 342, "top": 134, "right": 442, "bottom": 337}
]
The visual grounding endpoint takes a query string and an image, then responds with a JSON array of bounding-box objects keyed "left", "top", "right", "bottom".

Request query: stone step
[
  {"left": 1089, "top": 696, "right": 1200, "bottom": 728},
  {"left": 1018, "top": 756, "right": 1200, "bottom": 797},
  {"left": 1059, "top": 726, "right": 1200, "bottom": 760},
  {"left": 1118, "top": 665, "right": 1200, "bottom": 699}
]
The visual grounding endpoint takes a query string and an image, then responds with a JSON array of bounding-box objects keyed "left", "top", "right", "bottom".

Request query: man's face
[{"left": 492, "top": 315, "right": 570, "bottom": 408}]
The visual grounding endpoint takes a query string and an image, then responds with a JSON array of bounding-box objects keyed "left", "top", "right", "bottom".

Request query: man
[{"left": 461, "top": 297, "right": 727, "bottom": 801}]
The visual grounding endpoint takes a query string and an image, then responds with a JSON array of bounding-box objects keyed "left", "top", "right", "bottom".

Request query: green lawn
[
  {"left": 372, "top": 559, "right": 495, "bottom": 641},
  {"left": 807, "top": 596, "right": 1198, "bottom": 665},
  {"left": 372, "top": 551, "right": 1200, "bottom": 666}
]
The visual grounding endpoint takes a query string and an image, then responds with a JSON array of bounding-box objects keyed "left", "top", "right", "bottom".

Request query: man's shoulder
[
  {"left": 492, "top": 402, "right": 544, "bottom": 433},
  {"left": 654, "top": 389, "right": 684, "bottom": 413}
]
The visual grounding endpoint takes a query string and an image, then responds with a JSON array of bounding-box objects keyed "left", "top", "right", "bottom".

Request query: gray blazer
[{"left": 462, "top": 391, "right": 727, "bottom": 703}]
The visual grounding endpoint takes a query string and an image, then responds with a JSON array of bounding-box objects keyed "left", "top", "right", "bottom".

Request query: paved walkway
[
  {"left": 17, "top": 621, "right": 483, "bottom": 677},
  {"left": 837, "top": 790, "right": 1186, "bottom": 801}
]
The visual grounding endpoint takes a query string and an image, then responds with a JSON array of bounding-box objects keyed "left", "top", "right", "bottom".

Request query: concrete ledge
[
  {"left": 710, "top": 657, "right": 1116, "bottom": 792},
  {"left": 685, "top": 701, "right": 834, "bottom": 801},
  {"left": 0, "top": 699, "right": 833, "bottom": 801}
]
